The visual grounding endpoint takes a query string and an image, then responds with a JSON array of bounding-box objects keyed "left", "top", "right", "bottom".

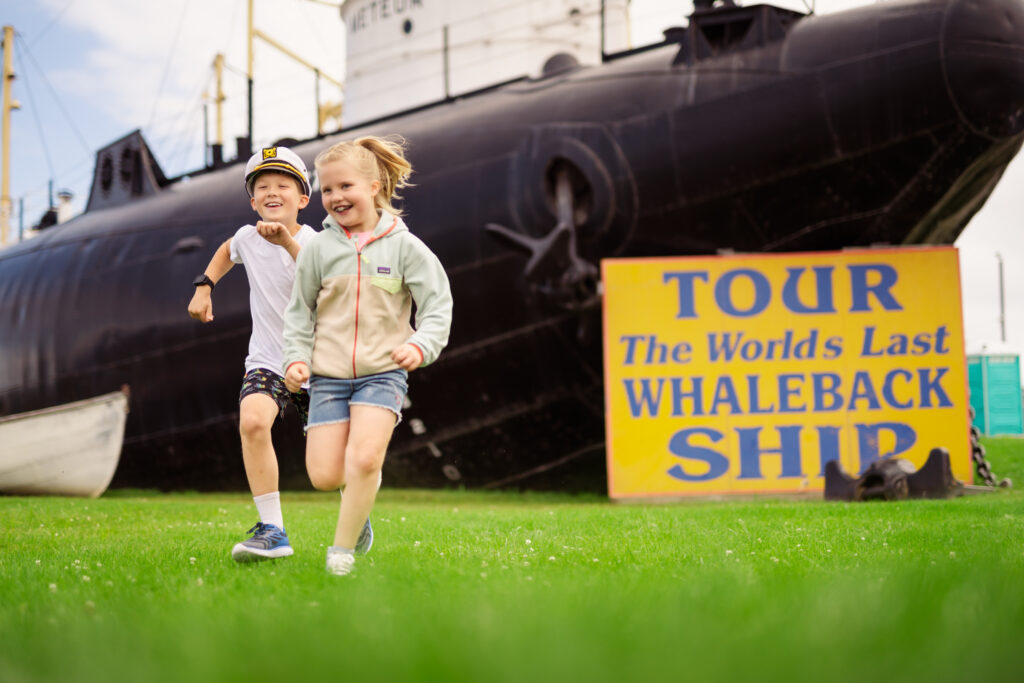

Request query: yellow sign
[{"left": 602, "top": 247, "right": 971, "bottom": 499}]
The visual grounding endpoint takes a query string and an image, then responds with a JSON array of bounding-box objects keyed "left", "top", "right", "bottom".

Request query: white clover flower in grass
[
  {"left": 548, "top": 556, "right": 556, "bottom": 561},
  {"left": 49, "top": 584, "right": 57, "bottom": 593},
  {"left": 725, "top": 550, "right": 733, "bottom": 555},
  {"left": 35, "top": 560, "right": 40, "bottom": 565},
  {"left": 525, "top": 539, "right": 531, "bottom": 545},
  {"left": 189, "top": 557, "right": 197, "bottom": 564},
  {"left": 196, "top": 578, "right": 204, "bottom": 586},
  {"left": 82, "top": 575, "right": 91, "bottom": 582}
]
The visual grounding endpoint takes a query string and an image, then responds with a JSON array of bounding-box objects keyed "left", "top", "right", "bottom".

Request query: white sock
[{"left": 254, "top": 491, "right": 284, "bottom": 529}]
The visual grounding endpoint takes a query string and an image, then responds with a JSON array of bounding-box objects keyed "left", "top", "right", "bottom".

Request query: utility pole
[
  {"left": 247, "top": 0, "right": 254, "bottom": 149},
  {"left": 214, "top": 53, "right": 225, "bottom": 148},
  {"left": 2, "top": 25, "right": 20, "bottom": 247},
  {"left": 209, "top": 53, "right": 225, "bottom": 166},
  {"left": 997, "top": 251, "right": 1007, "bottom": 343}
]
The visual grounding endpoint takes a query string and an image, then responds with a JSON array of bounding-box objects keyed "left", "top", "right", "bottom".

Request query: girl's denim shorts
[{"left": 307, "top": 370, "right": 408, "bottom": 428}]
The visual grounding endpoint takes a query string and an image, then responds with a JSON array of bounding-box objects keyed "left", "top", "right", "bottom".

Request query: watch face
[{"left": 193, "top": 274, "right": 212, "bottom": 287}]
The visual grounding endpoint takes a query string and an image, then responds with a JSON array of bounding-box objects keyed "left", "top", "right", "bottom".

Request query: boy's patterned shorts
[{"left": 238, "top": 368, "right": 310, "bottom": 425}]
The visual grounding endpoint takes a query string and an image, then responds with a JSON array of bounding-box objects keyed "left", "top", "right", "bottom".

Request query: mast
[{"left": 246, "top": 0, "right": 343, "bottom": 142}]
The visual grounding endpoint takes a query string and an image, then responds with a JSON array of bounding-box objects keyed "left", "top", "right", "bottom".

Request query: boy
[{"left": 187, "top": 146, "right": 317, "bottom": 562}]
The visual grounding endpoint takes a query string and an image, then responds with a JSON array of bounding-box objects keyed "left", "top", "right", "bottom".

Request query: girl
[{"left": 282, "top": 136, "right": 453, "bottom": 576}]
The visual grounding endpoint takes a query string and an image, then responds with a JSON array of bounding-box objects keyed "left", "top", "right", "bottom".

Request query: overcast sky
[{"left": 3, "top": 0, "right": 1023, "bottom": 365}]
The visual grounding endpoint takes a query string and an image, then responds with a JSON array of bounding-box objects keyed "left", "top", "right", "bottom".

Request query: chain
[{"left": 969, "top": 424, "right": 1004, "bottom": 488}]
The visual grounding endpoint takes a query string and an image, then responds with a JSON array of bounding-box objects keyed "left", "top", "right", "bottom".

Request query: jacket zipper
[{"left": 346, "top": 217, "right": 398, "bottom": 378}]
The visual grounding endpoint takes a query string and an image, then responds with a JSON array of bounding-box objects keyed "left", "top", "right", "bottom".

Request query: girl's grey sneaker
[
  {"left": 326, "top": 547, "right": 356, "bottom": 575},
  {"left": 355, "top": 517, "right": 373, "bottom": 554},
  {"left": 231, "top": 522, "right": 294, "bottom": 562}
]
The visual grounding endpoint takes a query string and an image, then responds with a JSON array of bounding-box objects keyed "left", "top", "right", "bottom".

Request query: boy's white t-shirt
[{"left": 230, "top": 223, "right": 318, "bottom": 377}]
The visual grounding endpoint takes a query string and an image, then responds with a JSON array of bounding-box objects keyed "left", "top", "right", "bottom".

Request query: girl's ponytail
[{"left": 355, "top": 136, "right": 413, "bottom": 214}]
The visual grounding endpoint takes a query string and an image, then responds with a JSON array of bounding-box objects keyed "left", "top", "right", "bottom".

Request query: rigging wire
[
  {"left": 296, "top": 0, "right": 339, "bottom": 65},
  {"left": 158, "top": 75, "right": 214, "bottom": 174},
  {"left": 26, "top": 0, "right": 77, "bottom": 47},
  {"left": 146, "top": 0, "right": 193, "bottom": 131},
  {"left": 12, "top": 42, "right": 56, "bottom": 186},
  {"left": 13, "top": 32, "right": 94, "bottom": 156},
  {"left": 221, "top": 0, "right": 243, "bottom": 58}
]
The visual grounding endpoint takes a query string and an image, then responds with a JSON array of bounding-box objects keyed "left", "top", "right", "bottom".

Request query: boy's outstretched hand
[
  {"left": 391, "top": 344, "right": 423, "bottom": 371},
  {"left": 187, "top": 288, "right": 214, "bottom": 322},
  {"left": 256, "top": 221, "right": 294, "bottom": 247},
  {"left": 285, "top": 362, "right": 310, "bottom": 393}
]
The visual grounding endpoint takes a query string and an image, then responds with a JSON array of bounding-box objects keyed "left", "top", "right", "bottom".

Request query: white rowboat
[{"left": 0, "top": 388, "right": 129, "bottom": 498}]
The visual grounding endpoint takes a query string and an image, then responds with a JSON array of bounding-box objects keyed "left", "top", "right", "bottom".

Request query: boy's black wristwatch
[{"left": 193, "top": 274, "right": 215, "bottom": 289}]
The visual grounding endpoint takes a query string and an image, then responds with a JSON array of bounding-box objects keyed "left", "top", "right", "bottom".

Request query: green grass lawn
[{"left": 1, "top": 439, "right": 1022, "bottom": 683}]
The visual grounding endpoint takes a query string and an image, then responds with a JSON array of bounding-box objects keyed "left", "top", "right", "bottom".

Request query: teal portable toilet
[{"left": 967, "top": 352, "right": 1024, "bottom": 435}]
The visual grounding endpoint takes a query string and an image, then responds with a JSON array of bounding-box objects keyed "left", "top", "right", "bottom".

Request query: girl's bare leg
[
  {"left": 306, "top": 422, "right": 349, "bottom": 491},
  {"left": 333, "top": 405, "right": 395, "bottom": 548}
]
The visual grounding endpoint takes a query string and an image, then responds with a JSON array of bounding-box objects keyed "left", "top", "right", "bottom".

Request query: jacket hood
[{"left": 322, "top": 210, "right": 408, "bottom": 239}]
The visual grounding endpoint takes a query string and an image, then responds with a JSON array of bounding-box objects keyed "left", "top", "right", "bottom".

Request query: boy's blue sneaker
[
  {"left": 231, "top": 522, "right": 294, "bottom": 562},
  {"left": 355, "top": 517, "right": 373, "bottom": 554}
]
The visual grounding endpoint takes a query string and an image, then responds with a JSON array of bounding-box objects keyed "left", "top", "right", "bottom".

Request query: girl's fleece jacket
[{"left": 282, "top": 210, "right": 453, "bottom": 379}]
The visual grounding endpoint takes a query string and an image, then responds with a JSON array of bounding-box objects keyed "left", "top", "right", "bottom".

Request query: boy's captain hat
[{"left": 245, "top": 146, "right": 311, "bottom": 197}]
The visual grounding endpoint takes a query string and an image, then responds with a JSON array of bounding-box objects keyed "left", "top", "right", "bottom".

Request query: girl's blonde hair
[{"left": 314, "top": 135, "right": 413, "bottom": 216}]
